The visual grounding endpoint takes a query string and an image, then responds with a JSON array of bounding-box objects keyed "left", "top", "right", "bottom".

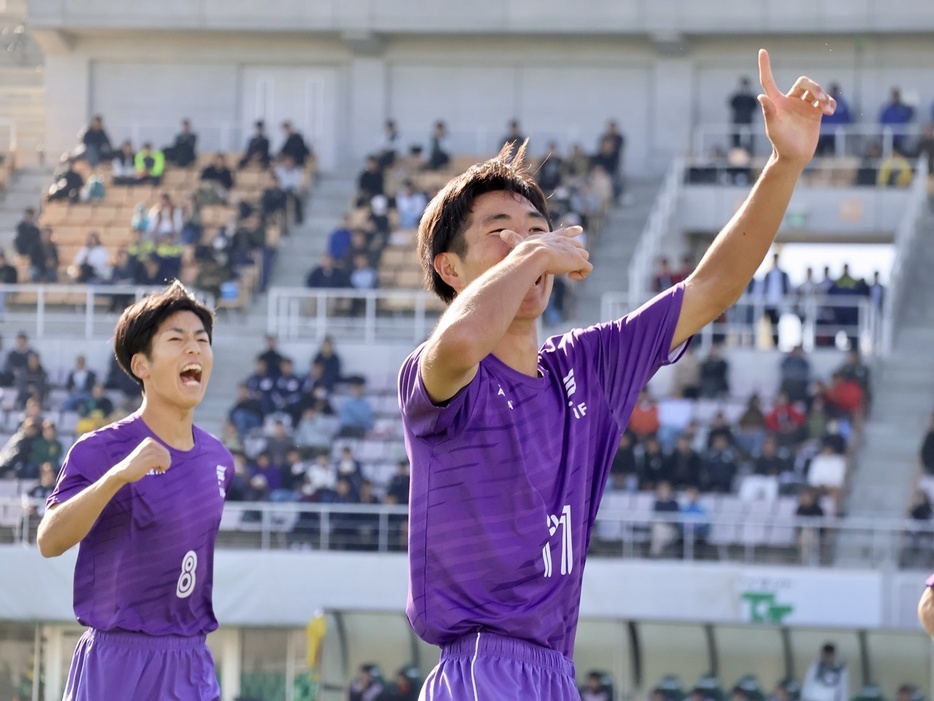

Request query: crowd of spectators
[
  {"left": 223, "top": 335, "right": 409, "bottom": 550},
  {"left": 608, "top": 342, "right": 869, "bottom": 560},
  {"left": 305, "top": 116, "right": 628, "bottom": 326}
]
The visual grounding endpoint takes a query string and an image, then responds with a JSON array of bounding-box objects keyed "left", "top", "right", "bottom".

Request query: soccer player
[
  {"left": 398, "top": 51, "right": 834, "bottom": 699},
  {"left": 37, "top": 281, "right": 233, "bottom": 701}
]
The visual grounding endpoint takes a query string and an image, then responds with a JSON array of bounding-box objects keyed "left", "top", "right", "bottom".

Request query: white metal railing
[
  {"left": 626, "top": 158, "right": 684, "bottom": 307},
  {"left": 600, "top": 293, "right": 882, "bottom": 356},
  {"left": 0, "top": 284, "right": 215, "bottom": 339},
  {"left": 881, "top": 155, "right": 930, "bottom": 355},
  {"left": 692, "top": 123, "right": 926, "bottom": 160},
  {"left": 3, "top": 497, "right": 929, "bottom": 568},
  {"left": 266, "top": 287, "right": 442, "bottom": 344}
]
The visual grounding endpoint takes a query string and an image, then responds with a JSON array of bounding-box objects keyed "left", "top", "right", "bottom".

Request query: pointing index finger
[{"left": 758, "top": 49, "right": 780, "bottom": 100}]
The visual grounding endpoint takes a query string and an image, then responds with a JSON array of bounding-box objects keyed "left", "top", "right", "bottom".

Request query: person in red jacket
[{"left": 765, "top": 391, "right": 806, "bottom": 447}]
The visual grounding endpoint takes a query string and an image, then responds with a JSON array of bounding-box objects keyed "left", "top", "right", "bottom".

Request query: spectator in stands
[
  {"left": 292, "top": 406, "right": 336, "bottom": 451},
  {"left": 341, "top": 229, "right": 370, "bottom": 271},
  {"left": 349, "top": 663, "right": 385, "bottom": 701},
  {"left": 699, "top": 342, "right": 730, "bottom": 398},
  {"left": 154, "top": 232, "right": 183, "bottom": 282},
  {"left": 257, "top": 335, "right": 285, "bottom": 377},
  {"left": 649, "top": 481, "right": 680, "bottom": 557},
  {"left": 274, "top": 154, "right": 305, "bottom": 224},
  {"left": 920, "top": 412, "right": 934, "bottom": 476},
  {"left": 111, "top": 141, "right": 140, "bottom": 185},
  {"left": 658, "top": 390, "right": 693, "bottom": 452},
  {"left": 801, "top": 643, "right": 848, "bottom": 701},
  {"left": 147, "top": 193, "right": 184, "bottom": 241},
  {"left": 30, "top": 226, "right": 59, "bottom": 283},
  {"left": 78, "top": 115, "right": 112, "bottom": 167},
  {"left": 305, "top": 253, "right": 349, "bottom": 290},
  {"left": 4, "top": 332, "right": 32, "bottom": 384},
  {"left": 816, "top": 83, "right": 852, "bottom": 156},
  {"left": 337, "top": 378, "right": 375, "bottom": 438},
  {"left": 334, "top": 445, "right": 364, "bottom": 495},
  {"left": 855, "top": 141, "right": 883, "bottom": 187},
  {"left": 728, "top": 76, "right": 759, "bottom": 152},
  {"left": 107, "top": 247, "right": 137, "bottom": 310},
  {"left": 247, "top": 451, "right": 279, "bottom": 500},
  {"left": 240, "top": 120, "right": 270, "bottom": 168},
  {"left": 67, "top": 231, "right": 110, "bottom": 283},
  {"left": 652, "top": 256, "right": 676, "bottom": 293},
  {"left": 259, "top": 172, "right": 288, "bottom": 222},
  {"left": 246, "top": 357, "right": 277, "bottom": 415},
  {"left": 867, "top": 271, "right": 884, "bottom": 312},
  {"left": 348, "top": 252, "right": 378, "bottom": 315},
  {"left": 665, "top": 433, "right": 701, "bottom": 490},
  {"left": 200, "top": 153, "right": 235, "bottom": 196},
  {"left": 386, "top": 459, "right": 411, "bottom": 507},
  {"left": 670, "top": 344, "right": 700, "bottom": 399},
  {"left": 0, "top": 251, "right": 17, "bottom": 310},
  {"left": 735, "top": 394, "right": 768, "bottom": 457},
  {"left": 904, "top": 490, "right": 933, "bottom": 566},
  {"left": 165, "top": 118, "right": 197, "bottom": 168},
  {"left": 701, "top": 433, "right": 738, "bottom": 493},
  {"left": 31, "top": 420, "right": 63, "bottom": 472},
  {"left": 535, "top": 141, "right": 564, "bottom": 194},
  {"left": 877, "top": 145, "right": 913, "bottom": 187},
  {"left": 580, "top": 672, "right": 612, "bottom": 701},
  {"left": 396, "top": 180, "right": 429, "bottom": 229},
  {"left": 13, "top": 207, "right": 40, "bottom": 260},
  {"left": 47, "top": 158, "right": 84, "bottom": 203},
  {"left": 279, "top": 121, "right": 311, "bottom": 167},
  {"left": 806, "top": 442, "right": 847, "bottom": 497},
  {"left": 377, "top": 119, "right": 401, "bottom": 169},
  {"left": 327, "top": 215, "right": 353, "bottom": 262},
  {"left": 880, "top": 88, "right": 915, "bottom": 151},
  {"left": 610, "top": 432, "right": 637, "bottom": 491},
  {"left": 273, "top": 357, "right": 303, "bottom": 416},
  {"left": 61, "top": 355, "right": 97, "bottom": 413},
  {"left": 24, "top": 461, "right": 57, "bottom": 526},
  {"left": 759, "top": 253, "right": 792, "bottom": 347},
  {"left": 680, "top": 486, "right": 710, "bottom": 548},
  {"left": 0, "top": 415, "right": 39, "bottom": 478},
  {"left": 895, "top": 686, "right": 919, "bottom": 701},
  {"left": 228, "top": 382, "right": 264, "bottom": 438},
  {"left": 426, "top": 120, "right": 451, "bottom": 171},
  {"left": 264, "top": 420, "right": 296, "bottom": 467},
  {"left": 313, "top": 335, "right": 343, "bottom": 392},
  {"left": 77, "top": 383, "right": 114, "bottom": 423},
  {"left": 595, "top": 119, "right": 626, "bottom": 200},
  {"left": 706, "top": 410, "right": 735, "bottom": 449},
  {"left": 297, "top": 361, "right": 331, "bottom": 416},
  {"left": 779, "top": 344, "right": 811, "bottom": 404},
  {"left": 133, "top": 254, "right": 164, "bottom": 286},
  {"left": 795, "top": 488, "right": 825, "bottom": 564},
  {"left": 754, "top": 433, "right": 792, "bottom": 477},
  {"left": 836, "top": 349, "right": 870, "bottom": 403},
  {"left": 134, "top": 142, "right": 165, "bottom": 185},
  {"left": 636, "top": 435, "right": 667, "bottom": 490},
  {"left": 357, "top": 155, "right": 385, "bottom": 207},
  {"left": 822, "top": 371, "right": 864, "bottom": 421},
  {"left": 628, "top": 388, "right": 660, "bottom": 441},
  {"left": 766, "top": 391, "right": 806, "bottom": 447}
]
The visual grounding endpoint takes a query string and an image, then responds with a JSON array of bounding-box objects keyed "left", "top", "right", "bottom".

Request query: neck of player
[
  {"left": 138, "top": 396, "right": 196, "bottom": 451},
  {"left": 492, "top": 318, "right": 541, "bottom": 377}
]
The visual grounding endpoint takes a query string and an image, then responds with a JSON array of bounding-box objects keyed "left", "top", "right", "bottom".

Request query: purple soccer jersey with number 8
[
  {"left": 48, "top": 413, "right": 234, "bottom": 636},
  {"left": 399, "top": 285, "right": 686, "bottom": 657}
]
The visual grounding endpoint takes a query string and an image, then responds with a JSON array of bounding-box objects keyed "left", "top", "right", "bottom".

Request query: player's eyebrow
[
  {"left": 479, "top": 210, "right": 547, "bottom": 228},
  {"left": 164, "top": 327, "right": 208, "bottom": 336}
]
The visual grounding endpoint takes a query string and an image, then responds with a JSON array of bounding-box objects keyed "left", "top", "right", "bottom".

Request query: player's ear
[
  {"left": 130, "top": 352, "right": 150, "bottom": 383},
  {"left": 433, "top": 252, "right": 464, "bottom": 293}
]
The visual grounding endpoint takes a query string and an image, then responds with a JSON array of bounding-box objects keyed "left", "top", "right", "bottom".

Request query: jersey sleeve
[
  {"left": 397, "top": 344, "right": 479, "bottom": 440},
  {"left": 580, "top": 284, "right": 688, "bottom": 422},
  {"left": 47, "top": 434, "right": 116, "bottom": 508}
]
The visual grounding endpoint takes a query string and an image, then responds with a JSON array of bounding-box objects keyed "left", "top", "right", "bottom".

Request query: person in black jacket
[
  {"left": 165, "top": 118, "right": 197, "bottom": 167},
  {"left": 240, "top": 120, "right": 270, "bottom": 168},
  {"left": 279, "top": 121, "right": 311, "bottom": 167}
]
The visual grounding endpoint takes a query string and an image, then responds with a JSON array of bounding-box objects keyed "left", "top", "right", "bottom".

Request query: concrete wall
[{"left": 29, "top": 27, "right": 934, "bottom": 173}]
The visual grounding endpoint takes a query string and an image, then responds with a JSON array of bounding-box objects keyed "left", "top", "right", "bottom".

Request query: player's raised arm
[{"left": 670, "top": 49, "right": 836, "bottom": 350}]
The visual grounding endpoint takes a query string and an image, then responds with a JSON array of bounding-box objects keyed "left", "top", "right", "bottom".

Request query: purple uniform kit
[
  {"left": 400, "top": 286, "right": 686, "bottom": 699},
  {"left": 49, "top": 413, "right": 234, "bottom": 700}
]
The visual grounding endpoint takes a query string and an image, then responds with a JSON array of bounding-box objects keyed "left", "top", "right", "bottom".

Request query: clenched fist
[{"left": 113, "top": 437, "right": 172, "bottom": 485}]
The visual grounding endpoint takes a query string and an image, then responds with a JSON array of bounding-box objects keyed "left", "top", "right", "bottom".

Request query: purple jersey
[
  {"left": 48, "top": 413, "right": 234, "bottom": 636},
  {"left": 399, "top": 285, "right": 685, "bottom": 657}
]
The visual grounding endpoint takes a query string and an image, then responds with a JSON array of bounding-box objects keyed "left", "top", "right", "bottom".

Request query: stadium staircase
[
  {"left": 571, "top": 176, "right": 665, "bottom": 328},
  {"left": 834, "top": 203, "right": 934, "bottom": 565},
  {"left": 197, "top": 171, "right": 358, "bottom": 434}
]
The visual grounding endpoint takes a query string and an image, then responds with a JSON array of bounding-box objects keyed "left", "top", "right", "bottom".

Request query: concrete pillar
[
  {"left": 347, "top": 54, "right": 387, "bottom": 166},
  {"left": 649, "top": 53, "right": 694, "bottom": 168},
  {"left": 43, "top": 53, "right": 90, "bottom": 163}
]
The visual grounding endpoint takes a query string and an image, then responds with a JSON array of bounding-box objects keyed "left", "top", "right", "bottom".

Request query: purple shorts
[
  {"left": 419, "top": 631, "right": 578, "bottom": 701},
  {"left": 63, "top": 628, "right": 220, "bottom": 701}
]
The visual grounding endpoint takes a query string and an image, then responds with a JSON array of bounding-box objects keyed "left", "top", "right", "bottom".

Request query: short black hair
[
  {"left": 417, "top": 141, "right": 550, "bottom": 303},
  {"left": 113, "top": 280, "right": 214, "bottom": 388}
]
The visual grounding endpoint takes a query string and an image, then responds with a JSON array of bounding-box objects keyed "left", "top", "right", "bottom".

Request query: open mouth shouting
[{"left": 179, "top": 363, "right": 203, "bottom": 387}]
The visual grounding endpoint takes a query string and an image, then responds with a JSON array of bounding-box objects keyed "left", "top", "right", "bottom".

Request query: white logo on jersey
[
  {"left": 496, "top": 384, "right": 514, "bottom": 410},
  {"left": 562, "top": 369, "right": 587, "bottom": 419},
  {"left": 543, "top": 504, "right": 573, "bottom": 577},
  {"left": 176, "top": 550, "right": 198, "bottom": 599},
  {"left": 145, "top": 469, "right": 167, "bottom": 477},
  {"left": 216, "top": 465, "right": 227, "bottom": 498}
]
